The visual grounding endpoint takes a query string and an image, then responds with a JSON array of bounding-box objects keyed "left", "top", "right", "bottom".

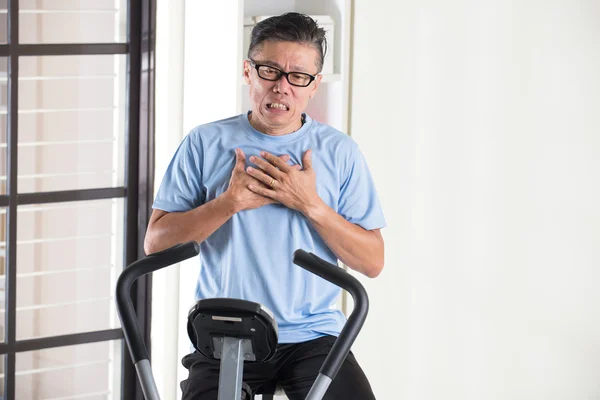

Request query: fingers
[
  {"left": 249, "top": 154, "right": 284, "bottom": 179},
  {"left": 259, "top": 151, "right": 292, "bottom": 172},
  {"left": 279, "top": 154, "right": 302, "bottom": 169},
  {"left": 248, "top": 182, "right": 276, "bottom": 198},
  {"left": 234, "top": 148, "right": 246, "bottom": 172},
  {"left": 302, "top": 149, "right": 313, "bottom": 171},
  {"left": 235, "top": 149, "right": 288, "bottom": 174},
  {"left": 246, "top": 165, "right": 276, "bottom": 187},
  {"left": 245, "top": 151, "right": 303, "bottom": 177},
  {"left": 278, "top": 154, "right": 301, "bottom": 170}
]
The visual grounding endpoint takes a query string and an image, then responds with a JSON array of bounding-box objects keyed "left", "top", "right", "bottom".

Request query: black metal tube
[
  {"left": 17, "top": 43, "right": 129, "bottom": 56},
  {"left": 292, "top": 250, "right": 369, "bottom": 381},
  {"left": 6, "top": 0, "right": 19, "bottom": 397},
  {"left": 116, "top": 241, "right": 199, "bottom": 363},
  {"left": 17, "top": 187, "right": 127, "bottom": 205}
]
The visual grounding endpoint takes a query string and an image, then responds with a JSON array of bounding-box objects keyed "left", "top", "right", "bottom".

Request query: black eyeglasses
[{"left": 248, "top": 60, "right": 317, "bottom": 87}]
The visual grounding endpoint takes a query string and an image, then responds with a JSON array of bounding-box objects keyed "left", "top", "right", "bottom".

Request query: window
[{"left": 0, "top": 1, "right": 155, "bottom": 399}]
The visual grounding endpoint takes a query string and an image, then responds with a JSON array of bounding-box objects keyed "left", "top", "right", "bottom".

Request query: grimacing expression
[{"left": 244, "top": 40, "right": 322, "bottom": 134}]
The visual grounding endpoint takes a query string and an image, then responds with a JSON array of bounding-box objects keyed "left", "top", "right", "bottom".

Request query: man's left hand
[{"left": 246, "top": 150, "right": 323, "bottom": 215}]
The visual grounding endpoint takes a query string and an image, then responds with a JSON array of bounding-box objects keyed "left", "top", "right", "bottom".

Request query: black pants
[{"left": 180, "top": 335, "right": 376, "bottom": 399}]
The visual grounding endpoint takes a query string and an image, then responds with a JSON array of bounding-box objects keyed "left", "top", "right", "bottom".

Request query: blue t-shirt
[{"left": 153, "top": 112, "right": 386, "bottom": 343}]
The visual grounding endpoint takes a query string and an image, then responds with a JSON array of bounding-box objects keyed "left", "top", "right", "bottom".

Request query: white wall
[
  {"left": 151, "top": 1, "right": 186, "bottom": 399},
  {"left": 152, "top": 2, "right": 243, "bottom": 399},
  {"left": 349, "top": 1, "right": 600, "bottom": 399},
  {"left": 179, "top": 0, "right": 245, "bottom": 394}
]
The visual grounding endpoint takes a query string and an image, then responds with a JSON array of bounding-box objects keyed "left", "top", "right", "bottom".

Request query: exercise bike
[{"left": 116, "top": 241, "right": 369, "bottom": 399}]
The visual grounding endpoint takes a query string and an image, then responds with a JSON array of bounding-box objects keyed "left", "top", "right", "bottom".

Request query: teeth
[{"left": 269, "top": 103, "right": 288, "bottom": 110}]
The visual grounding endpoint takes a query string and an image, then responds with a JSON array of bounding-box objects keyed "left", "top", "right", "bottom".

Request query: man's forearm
[
  {"left": 304, "top": 201, "right": 384, "bottom": 278},
  {"left": 144, "top": 193, "right": 237, "bottom": 254}
]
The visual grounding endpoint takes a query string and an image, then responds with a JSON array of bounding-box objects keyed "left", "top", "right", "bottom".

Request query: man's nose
[{"left": 273, "top": 74, "right": 291, "bottom": 94}]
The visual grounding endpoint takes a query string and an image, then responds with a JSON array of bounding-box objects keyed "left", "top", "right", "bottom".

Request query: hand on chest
[{"left": 204, "top": 146, "right": 339, "bottom": 209}]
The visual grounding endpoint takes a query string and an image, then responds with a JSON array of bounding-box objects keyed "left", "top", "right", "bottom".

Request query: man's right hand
[{"left": 226, "top": 148, "right": 299, "bottom": 212}]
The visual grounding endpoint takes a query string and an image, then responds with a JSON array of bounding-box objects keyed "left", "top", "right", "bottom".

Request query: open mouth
[{"left": 266, "top": 102, "right": 289, "bottom": 111}]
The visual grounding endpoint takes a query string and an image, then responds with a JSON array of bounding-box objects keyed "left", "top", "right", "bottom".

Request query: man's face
[{"left": 243, "top": 40, "right": 322, "bottom": 135}]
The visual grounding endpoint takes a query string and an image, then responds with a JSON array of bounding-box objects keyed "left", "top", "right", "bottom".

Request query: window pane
[
  {"left": 0, "top": 57, "right": 6, "bottom": 195},
  {"left": 0, "top": 207, "right": 5, "bottom": 342},
  {"left": 16, "top": 340, "right": 122, "bottom": 399},
  {"left": 0, "top": 353, "right": 5, "bottom": 398},
  {"left": 15, "top": 199, "right": 124, "bottom": 340},
  {"left": 19, "top": 0, "right": 127, "bottom": 44},
  {"left": 0, "top": 0, "right": 6, "bottom": 43},
  {"left": 18, "top": 55, "right": 127, "bottom": 193}
]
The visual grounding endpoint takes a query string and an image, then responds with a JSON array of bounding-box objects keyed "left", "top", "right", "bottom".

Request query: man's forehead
[
  {"left": 256, "top": 58, "right": 308, "bottom": 72},
  {"left": 253, "top": 41, "right": 320, "bottom": 71}
]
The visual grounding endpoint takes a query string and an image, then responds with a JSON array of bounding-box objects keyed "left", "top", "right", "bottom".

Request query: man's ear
[
  {"left": 243, "top": 60, "right": 251, "bottom": 85},
  {"left": 309, "top": 74, "right": 323, "bottom": 99}
]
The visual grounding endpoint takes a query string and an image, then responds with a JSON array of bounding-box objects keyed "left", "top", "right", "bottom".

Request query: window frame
[{"left": 0, "top": 1, "right": 156, "bottom": 399}]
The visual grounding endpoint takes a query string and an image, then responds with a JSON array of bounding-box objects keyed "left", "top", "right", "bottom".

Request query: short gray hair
[{"left": 248, "top": 13, "right": 328, "bottom": 73}]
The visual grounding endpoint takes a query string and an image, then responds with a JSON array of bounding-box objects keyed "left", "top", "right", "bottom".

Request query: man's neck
[{"left": 248, "top": 112, "right": 305, "bottom": 136}]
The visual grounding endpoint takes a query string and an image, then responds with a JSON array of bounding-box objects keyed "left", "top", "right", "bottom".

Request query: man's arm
[
  {"left": 144, "top": 195, "right": 236, "bottom": 254},
  {"left": 246, "top": 150, "right": 385, "bottom": 278},
  {"left": 303, "top": 204, "right": 384, "bottom": 278}
]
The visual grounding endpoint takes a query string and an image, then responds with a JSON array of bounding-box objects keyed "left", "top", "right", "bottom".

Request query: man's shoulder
[
  {"left": 308, "top": 117, "right": 344, "bottom": 136},
  {"left": 307, "top": 117, "right": 358, "bottom": 153},
  {"left": 187, "top": 114, "right": 242, "bottom": 140}
]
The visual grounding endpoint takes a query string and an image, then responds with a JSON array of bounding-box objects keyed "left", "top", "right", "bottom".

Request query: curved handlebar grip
[
  {"left": 292, "top": 249, "right": 369, "bottom": 381},
  {"left": 116, "top": 241, "right": 200, "bottom": 363}
]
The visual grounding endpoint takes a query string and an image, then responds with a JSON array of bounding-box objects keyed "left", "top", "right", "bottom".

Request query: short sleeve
[
  {"left": 337, "top": 144, "right": 387, "bottom": 230},
  {"left": 152, "top": 131, "right": 205, "bottom": 212}
]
